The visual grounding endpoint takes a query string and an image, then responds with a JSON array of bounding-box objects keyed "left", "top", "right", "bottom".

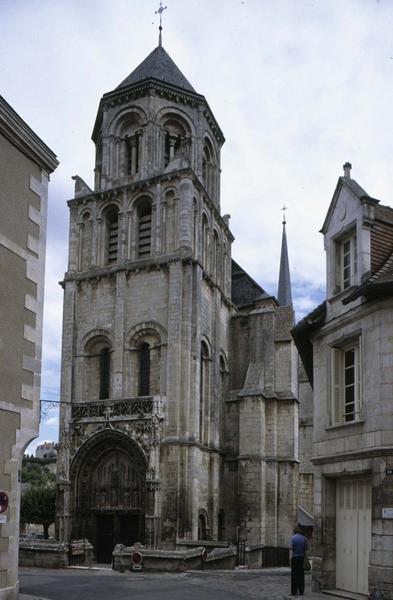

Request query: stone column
[
  {"left": 56, "top": 281, "right": 77, "bottom": 543},
  {"left": 91, "top": 216, "right": 98, "bottom": 267},
  {"left": 119, "top": 139, "right": 127, "bottom": 178},
  {"left": 131, "top": 139, "right": 137, "bottom": 175},
  {"left": 68, "top": 206, "right": 79, "bottom": 272},
  {"left": 178, "top": 177, "right": 193, "bottom": 252},
  {"left": 126, "top": 211, "right": 133, "bottom": 260},
  {"left": 169, "top": 135, "right": 176, "bottom": 161},
  {"left": 77, "top": 222, "right": 83, "bottom": 271},
  {"left": 96, "top": 218, "right": 104, "bottom": 267},
  {"left": 154, "top": 182, "right": 161, "bottom": 254},
  {"left": 112, "top": 273, "right": 126, "bottom": 400}
]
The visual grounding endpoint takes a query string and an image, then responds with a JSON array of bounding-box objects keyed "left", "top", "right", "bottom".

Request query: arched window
[
  {"left": 105, "top": 206, "right": 119, "bottom": 264},
  {"left": 202, "top": 138, "right": 216, "bottom": 200},
  {"left": 115, "top": 111, "right": 143, "bottom": 179},
  {"left": 129, "top": 326, "right": 163, "bottom": 398},
  {"left": 200, "top": 341, "right": 210, "bottom": 442},
  {"left": 198, "top": 511, "right": 208, "bottom": 541},
  {"left": 138, "top": 201, "right": 152, "bottom": 258},
  {"left": 99, "top": 347, "right": 111, "bottom": 400},
  {"left": 84, "top": 335, "right": 112, "bottom": 401},
  {"left": 161, "top": 115, "right": 190, "bottom": 168},
  {"left": 139, "top": 342, "right": 150, "bottom": 396}
]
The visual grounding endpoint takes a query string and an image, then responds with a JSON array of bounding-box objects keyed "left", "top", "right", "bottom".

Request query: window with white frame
[
  {"left": 341, "top": 232, "right": 357, "bottom": 290},
  {"left": 331, "top": 340, "right": 361, "bottom": 425}
]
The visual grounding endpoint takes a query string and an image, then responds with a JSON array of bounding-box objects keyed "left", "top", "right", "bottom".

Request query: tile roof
[{"left": 117, "top": 45, "right": 197, "bottom": 93}]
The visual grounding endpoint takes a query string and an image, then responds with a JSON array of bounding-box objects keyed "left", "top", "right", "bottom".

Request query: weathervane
[
  {"left": 281, "top": 204, "right": 288, "bottom": 225},
  {"left": 155, "top": 1, "right": 168, "bottom": 47}
]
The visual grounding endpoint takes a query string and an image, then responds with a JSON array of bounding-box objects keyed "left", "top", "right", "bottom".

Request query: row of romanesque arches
[
  {"left": 82, "top": 325, "right": 163, "bottom": 401},
  {"left": 76, "top": 194, "right": 230, "bottom": 294},
  {"left": 95, "top": 107, "right": 218, "bottom": 201},
  {"left": 198, "top": 508, "right": 226, "bottom": 541},
  {"left": 79, "top": 327, "right": 228, "bottom": 444}
]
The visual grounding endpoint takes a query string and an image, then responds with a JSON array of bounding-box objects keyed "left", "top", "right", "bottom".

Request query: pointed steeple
[
  {"left": 277, "top": 209, "right": 293, "bottom": 306},
  {"left": 116, "top": 45, "right": 197, "bottom": 94}
]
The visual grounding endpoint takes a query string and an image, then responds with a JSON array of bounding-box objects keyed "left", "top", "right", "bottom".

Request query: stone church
[{"left": 56, "top": 38, "right": 300, "bottom": 562}]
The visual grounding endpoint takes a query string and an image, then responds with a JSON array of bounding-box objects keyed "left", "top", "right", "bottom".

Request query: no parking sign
[
  {"left": 0, "top": 492, "right": 8, "bottom": 522},
  {"left": 0, "top": 492, "right": 8, "bottom": 514}
]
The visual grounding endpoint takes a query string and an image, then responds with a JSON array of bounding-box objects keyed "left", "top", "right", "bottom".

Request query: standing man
[{"left": 289, "top": 525, "right": 308, "bottom": 596}]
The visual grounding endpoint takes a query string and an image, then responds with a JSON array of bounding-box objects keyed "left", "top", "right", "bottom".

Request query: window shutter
[
  {"left": 357, "top": 343, "right": 362, "bottom": 418},
  {"left": 332, "top": 347, "right": 343, "bottom": 424}
]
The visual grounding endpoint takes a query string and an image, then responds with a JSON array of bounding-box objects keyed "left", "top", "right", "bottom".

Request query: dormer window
[{"left": 341, "top": 232, "right": 357, "bottom": 290}]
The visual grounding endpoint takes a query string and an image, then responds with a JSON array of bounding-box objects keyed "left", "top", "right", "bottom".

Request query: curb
[{"left": 19, "top": 595, "right": 52, "bottom": 600}]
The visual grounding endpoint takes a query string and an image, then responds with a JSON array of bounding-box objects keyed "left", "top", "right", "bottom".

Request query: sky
[{"left": 2, "top": 0, "right": 393, "bottom": 452}]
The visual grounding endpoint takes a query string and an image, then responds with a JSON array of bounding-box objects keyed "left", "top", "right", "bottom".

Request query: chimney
[{"left": 343, "top": 162, "right": 352, "bottom": 179}]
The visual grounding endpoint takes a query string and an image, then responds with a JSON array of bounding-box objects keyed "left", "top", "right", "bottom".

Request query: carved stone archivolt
[{"left": 71, "top": 396, "right": 157, "bottom": 420}]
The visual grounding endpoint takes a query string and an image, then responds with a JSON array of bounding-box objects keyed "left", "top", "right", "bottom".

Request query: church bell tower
[{"left": 56, "top": 37, "right": 234, "bottom": 557}]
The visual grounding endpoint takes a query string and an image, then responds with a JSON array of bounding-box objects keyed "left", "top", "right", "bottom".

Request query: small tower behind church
[
  {"left": 277, "top": 209, "right": 292, "bottom": 307},
  {"left": 222, "top": 218, "right": 299, "bottom": 547}
]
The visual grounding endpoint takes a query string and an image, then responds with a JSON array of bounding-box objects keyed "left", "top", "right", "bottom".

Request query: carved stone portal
[{"left": 70, "top": 430, "right": 148, "bottom": 562}]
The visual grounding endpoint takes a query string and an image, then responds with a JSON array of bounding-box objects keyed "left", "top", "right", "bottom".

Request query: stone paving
[
  {"left": 184, "top": 569, "right": 328, "bottom": 599},
  {"left": 19, "top": 567, "right": 332, "bottom": 600}
]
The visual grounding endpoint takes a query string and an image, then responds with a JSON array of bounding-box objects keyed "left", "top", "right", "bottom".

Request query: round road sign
[{"left": 0, "top": 492, "right": 9, "bottom": 514}]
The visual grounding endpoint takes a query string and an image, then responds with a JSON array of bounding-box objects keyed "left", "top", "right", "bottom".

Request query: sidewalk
[
  {"left": 19, "top": 596, "right": 51, "bottom": 600},
  {"left": 19, "top": 595, "right": 52, "bottom": 600}
]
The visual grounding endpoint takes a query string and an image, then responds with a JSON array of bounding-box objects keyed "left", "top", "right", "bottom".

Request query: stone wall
[{"left": 0, "top": 98, "right": 57, "bottom": 600}]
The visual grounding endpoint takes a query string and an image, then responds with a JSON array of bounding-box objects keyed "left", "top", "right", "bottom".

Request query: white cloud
[{"left": 3, "top": 0, "right": 393, "bottom": 446}]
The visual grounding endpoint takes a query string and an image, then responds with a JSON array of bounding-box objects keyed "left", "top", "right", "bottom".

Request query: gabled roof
[
  {"left": 117, "top": 45, "right": 197, "bottom": 94},
  {"left": 0, "top": 95, "right": 58, "bottom": 173},
  {"left": 231, "top": 260, "right": 271, "bottom": 307},
  {"left": 320, "top": 175, "right": 376, "bottom": 235}
]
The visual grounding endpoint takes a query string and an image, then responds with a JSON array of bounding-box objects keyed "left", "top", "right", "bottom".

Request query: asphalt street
[{"left": 19, "top": 567, "right": 330, "bottom": 600}]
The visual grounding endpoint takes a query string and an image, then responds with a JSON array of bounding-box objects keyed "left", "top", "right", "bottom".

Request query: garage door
[{"left": 336, "top": 478, "right": 371, "bottom": 595}]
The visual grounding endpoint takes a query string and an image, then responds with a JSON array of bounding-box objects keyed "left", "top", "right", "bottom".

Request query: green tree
[
  {"left": 21, "top": 456, "right": 56, "bottom": 487},
  {"left": 20, "top": 485, "right": 56, "bottom": 539}
]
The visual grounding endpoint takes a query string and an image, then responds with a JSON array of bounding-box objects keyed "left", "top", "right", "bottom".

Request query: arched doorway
[{"left": 70, "top": 430, "right": 147, "bottom": 563}]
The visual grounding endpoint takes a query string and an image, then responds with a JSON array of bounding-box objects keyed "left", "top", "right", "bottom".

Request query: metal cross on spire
[
  {"left": 281, "top": 204, "right": 288, "bottom": 225},
  {"left": 155, "top": 1, "right": 168, "bottom": 47}
]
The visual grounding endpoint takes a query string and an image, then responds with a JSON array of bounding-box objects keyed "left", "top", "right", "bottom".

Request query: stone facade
[
  {"left": 56, "top": 43, "right": 299, "bottom": 561},
  {"left": 293, "top": 164, "right": 393, "bottom": 598},
  {"left": 298, "top": 363, "right": 314, "bottom": 519},
  {"left": 0, "top": 96, "right": 57, "bottom": 600}
]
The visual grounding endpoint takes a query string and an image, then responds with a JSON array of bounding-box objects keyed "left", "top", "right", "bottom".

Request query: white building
[{"left": 293, "top": 163, "right": 393, "bottom": 599}]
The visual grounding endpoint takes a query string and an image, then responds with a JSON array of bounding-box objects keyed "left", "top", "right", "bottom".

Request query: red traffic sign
[
  {"left": 0, "top": 492, "right": 8, "bottom": 514},
  {"left": 130, "top": 550, "right": 143, "bottom": 566}
]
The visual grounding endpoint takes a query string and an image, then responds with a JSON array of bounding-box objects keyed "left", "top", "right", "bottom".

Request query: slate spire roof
[
  {"left": 117, "top": 45, "right": 197, "bottom": 94},
  {"left": 277, "top": 220, "right": 293, "bottom": 306}
]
